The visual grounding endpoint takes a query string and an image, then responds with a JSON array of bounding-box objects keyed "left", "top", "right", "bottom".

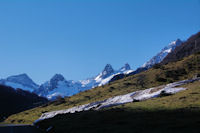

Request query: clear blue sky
[{"left": 0, "top": 0, "right": 200, "bottom": 84}]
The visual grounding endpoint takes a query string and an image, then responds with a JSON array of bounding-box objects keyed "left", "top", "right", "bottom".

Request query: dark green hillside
[{"left": 0, "top": 85, "right": 48, "bottom": 121}]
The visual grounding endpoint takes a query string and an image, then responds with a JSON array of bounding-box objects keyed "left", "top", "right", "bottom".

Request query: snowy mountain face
[
  {"left": 34, "top": 74, "right": 84, "bottom": 100},
  {"left": 101, "top": 64, "right": 114, "bottom": 78},
  {"left": 141, "top": 39, "right": 182, "bottom": 69},
  {"left": 35, "top": 64, "right": 133, "bottom": 100},
  {"left": 93, "top": 63, "right": 133, "bottom": 87},
  {"left": 119, "top": 63, "right": 131, "bottom": 72},
  {"left": 0, "top": 74, "right": 39, "bottom": 92},
  {"left": 94, "top": 64, "right": 115, "bottom": 84},
  {"left": 49, "top": 74, "right": 66, "bottom": 91}
]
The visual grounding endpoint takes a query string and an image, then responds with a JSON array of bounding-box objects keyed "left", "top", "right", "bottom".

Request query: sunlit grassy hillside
[
  {"left": 36, "top": 80, "right": 200, "bottom": 133},
  {"left": 3, "top": 53, "right": 200, "bottom": 124}
]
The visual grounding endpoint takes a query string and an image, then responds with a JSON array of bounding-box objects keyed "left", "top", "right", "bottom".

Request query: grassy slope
[
  {"left": 3, "top": 53, "right": 200, "bottom": 124},
  {"left": 118, "top": 81, "right": 200, "bottom": 111},
  {"left": 36, "top": 80, "right": 200, "bottom": 133}
]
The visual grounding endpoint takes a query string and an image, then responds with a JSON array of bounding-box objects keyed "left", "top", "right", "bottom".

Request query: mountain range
[
  {"left": 34, "top": 63, "right": 133, "bottom": 99},
  {"left": 0, "top": 63, "right": 133, "bottom": 100},
  {"left": 3, "top": 31, "right": 200, "bottom": 133},
  {"left": 0, "top": 39, "right": 183, "bottom": 100}
]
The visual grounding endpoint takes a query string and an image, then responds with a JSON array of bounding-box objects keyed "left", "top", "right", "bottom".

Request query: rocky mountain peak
[
  {"left": 162, "top": 39, "right": 182, "bottom": 52},
  {"left": 6, "top": 73, "right": 38, "bottom": 87},
  {"left": 7, "top": 73, "right": 29, "bottom": 80},
  {"left": 49, "top": 74, "right": 66, "bottom": 90},
  {"left": 120, "top": 63, "right": 131, "bottom": 71},
  {"left": 169, "top": 39, "right": 182, "bottom": 46},
  {"left": 102, "top": 64, "right": 114, "bottom": 76},
  {"left": 142, "top": 39, "right": 183, "bottom": 69},
  {"left": 50, "top": 74, "right": 65, "bottom": 82},
  {"left": 0, "top": 73, "right": 40, "bottom": 92}
]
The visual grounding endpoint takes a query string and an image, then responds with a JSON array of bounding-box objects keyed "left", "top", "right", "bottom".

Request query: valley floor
[{"left": 0, "top": 125, "right": 44, "bottom": 133}]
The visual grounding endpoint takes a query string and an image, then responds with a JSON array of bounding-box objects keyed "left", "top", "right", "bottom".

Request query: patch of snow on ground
[{"left": 164, "top": 87, "right": 186, "bottom": 94}]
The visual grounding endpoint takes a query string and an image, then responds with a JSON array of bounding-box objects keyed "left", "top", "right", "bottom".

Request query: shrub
[
  {"left": 153, "top": 64, "right": 163, "bottom": 69},
  {"left": 84, "top": 96, "right": 91, "bottom": 99},
  {"left": 156, "top": 77, "right": 167, "bottom": 82},
  {"left": 124, "top": 82, "right": 132, "bottom": 86},
  {"left": 53, "top": 97, "right": 66, "bottom": 106},
  {"left": 109, "top": 86, "right": 115, "bottom": 90},
  {"left": 165, "top": 68, "right": 187, "bottom": 80}
]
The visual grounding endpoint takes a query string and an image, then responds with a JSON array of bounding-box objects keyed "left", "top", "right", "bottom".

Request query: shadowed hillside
[{"left": 0, "top": 85, "right": 48, "bottom": 121}]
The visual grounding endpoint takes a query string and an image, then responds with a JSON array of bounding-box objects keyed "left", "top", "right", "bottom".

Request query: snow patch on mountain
[
  {"left": 34, "top": 74, "right": 84, "bottom": 100},
  {"left": 35, "top": 63, "right": 133, "bottom": 99},
  {"left": 0, "top": 63, "right": 133, "bottom": 99},
  {"left": 93, "top": 63, "right": 133, "bottom": 86}
]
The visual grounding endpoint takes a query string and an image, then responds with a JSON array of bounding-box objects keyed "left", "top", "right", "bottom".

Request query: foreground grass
[
  {"left": 36, "top": 109, "right": 200, "bottom": 133},
  {"left": 3, "top": 53, "right": 200, "bottom": 124},
  {"left": 36, "top": 81, "right": 200, "bottom": 133}
]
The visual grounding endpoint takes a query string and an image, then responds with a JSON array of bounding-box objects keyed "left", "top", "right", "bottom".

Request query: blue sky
[{"left": 0, "top": 0, "right": 200, "bottom": 84}]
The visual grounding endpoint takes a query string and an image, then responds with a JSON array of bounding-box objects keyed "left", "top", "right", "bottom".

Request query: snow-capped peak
[
  {"left": 94, "top": 64, "right": 114, "bottom": 83},
  {"left": 0, "top": 73, "right": 39, "bottom": 92},
  {"left": 161, "top": 39, "right": 182, "bottom": 53},
  {"left": 6, "top": 73, "right": 38, "bottom": 87},
  {"left": 93, "top": 63, "right": 133, "bottom": 87},
  {"left": 168, "top": 39, "right": 182, "bottom": 46},
  {"left": 119, "top": 63, "right": 131, "bottom": 72},
  {"left": 50, "top": 74, "right": 65, "bottom": 82},
  {"left": 48, "top": 74, "right": 66, "bottom": 90},
  {"left": 102, "top": 64, "right": 114, "bottom": 76},
  {"left": 7, "top": 73, "right": 30, "bottom": 81},
  {"left": 142, "top": 39, "right": 182, "bottom": 69},
  {"left": 35, "top": 74, "right": 85, "bottom": 99}
]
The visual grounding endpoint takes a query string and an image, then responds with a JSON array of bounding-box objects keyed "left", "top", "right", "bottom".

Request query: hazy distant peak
[
  {"left": 120, "top": 63, "right": 131, "bottom": 71},
  {"left": 51, "top": 74, "right": 65, "bottom": 82}
]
